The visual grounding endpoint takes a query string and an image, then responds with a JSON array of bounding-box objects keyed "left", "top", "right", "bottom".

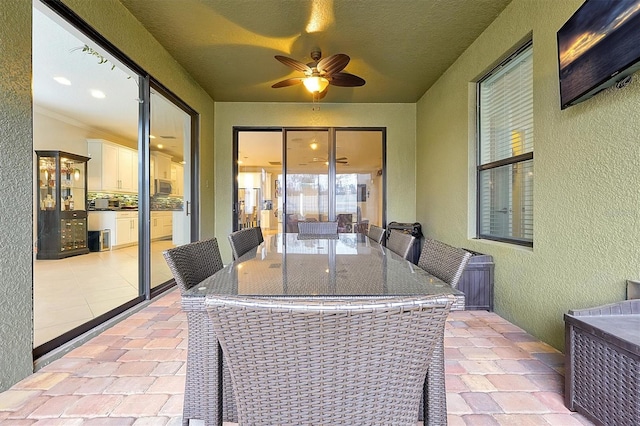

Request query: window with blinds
[{"left": 477, "top": 42, "right": 533, "bottom": 247}]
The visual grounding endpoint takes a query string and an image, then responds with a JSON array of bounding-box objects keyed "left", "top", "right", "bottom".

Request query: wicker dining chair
[
  {"left": 297, "top": 221, "right": 338, "bottom": 235},
  {"left": 162, "top": 238, "right": 224, "bottom": 294},
  {"left": 417, "top": 238, "right": 472, "bottom": 288},
  {"left": 162, "top": 238, "right": 232, "bottom": 424},
  {"left": 206, "top": 295, "right": 453, "bottom": 425},
  {"left": 367, "top": 224, "right": 386, "bottom": 244},
  {"left": 228, "top": 228, "right": 260, "bottom": 260},
  {"left": 386, "top": 229, "right": 416, "bottom": 260},
  {"left": 251, "top": 226, "right": 264, "bottom": 244}
]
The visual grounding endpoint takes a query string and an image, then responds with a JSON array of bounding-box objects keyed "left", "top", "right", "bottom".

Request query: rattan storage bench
[{"left": 564, "top": 299, "right": 640, "bottom": 426}]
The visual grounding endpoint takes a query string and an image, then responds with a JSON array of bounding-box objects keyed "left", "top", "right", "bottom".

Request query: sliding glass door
[
  {"left": 32, "top": 1, "right": 198, "bottom": 357},
  {"left": 235, "top": 127, "right": 385, "bottom": 234},
  {"left": 149, "top": 88, "right": 192, "bottom": 291}
]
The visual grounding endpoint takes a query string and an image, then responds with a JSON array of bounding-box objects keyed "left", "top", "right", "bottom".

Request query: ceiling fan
[
  {"left": 310, "top": 156, "right": 348, "bottom": 164},
  {"left": 272, "top": 49, "right": 365, "bottom": 100}
]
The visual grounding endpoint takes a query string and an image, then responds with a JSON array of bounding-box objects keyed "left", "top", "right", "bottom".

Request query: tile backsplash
[{"left": 88, "top": 192, "right": 183, "bottom": 210}]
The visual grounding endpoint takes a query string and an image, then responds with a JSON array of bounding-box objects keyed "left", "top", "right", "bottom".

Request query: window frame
[{"left": 476, "top": 41, "right": 533, "bottom": 247}]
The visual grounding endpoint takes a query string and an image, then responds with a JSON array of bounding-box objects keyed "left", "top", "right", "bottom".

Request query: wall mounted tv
[{"left": 558, "top": 0, "right": 640, "bottom": 109}]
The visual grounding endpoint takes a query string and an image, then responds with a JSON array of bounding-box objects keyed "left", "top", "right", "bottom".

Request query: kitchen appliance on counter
[
  {"left": 90, "top": 198, "right": 121, "bottom": 210},
  {"left": 88, "top": 229, "right": 111, "bottom": 252},
  {"left": 94, "top": 198, "right": 109, "bottom": 209}
]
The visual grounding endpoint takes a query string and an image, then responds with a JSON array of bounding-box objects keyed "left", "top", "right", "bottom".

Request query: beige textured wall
[
  {"left": 62, "top": 0, "right": 216, "bottom": 238},
  {"left": 0, "top": 0, "right": 34, "bottom": 392},
  {"left": 416, "top": 0, "right": 640, "bottom": 350},
  {"left": 214, "top": 102, "right": 416, "bottom": 262}
]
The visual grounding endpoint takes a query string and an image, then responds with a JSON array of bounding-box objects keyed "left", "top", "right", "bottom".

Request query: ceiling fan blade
[
  {"left": 330, "top": 72, "right": 366, "bottom": 87},
  {"left": 272, "top": 78, "right": 304, "bottom": 88},
  {"left": 275, "top": 55, "right": 312, "bottom": 73},
  {"left": 317, "top": 53, "right": 349, "bottom": 76}
]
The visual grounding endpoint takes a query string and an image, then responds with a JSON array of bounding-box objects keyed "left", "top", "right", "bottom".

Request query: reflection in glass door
[
  {"left": 149, "top": 89, "right": 192, "bottom": 290},
  {"left": 335, "top": 129, "right": 384, "bottom": 234},
  {"left": 284, "top": 129, "right": 330, "bottom": 232},
  {"left": 236, "top": 130, "right": 283, "bottom": 235},
  {"left": 234, "top": 127, "right": 385, "bottom": 236}
]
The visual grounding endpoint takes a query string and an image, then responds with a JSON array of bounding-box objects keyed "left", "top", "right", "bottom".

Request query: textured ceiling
[{"left": 119, "top": 0, "right": 513, "bottom": 103}]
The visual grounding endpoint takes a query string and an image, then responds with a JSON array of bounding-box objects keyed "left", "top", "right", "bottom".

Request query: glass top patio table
[
  {"left": 181, "top": 232, "right": 461, "bottom": 426},
  {"left": 187, "top": 232, "right": 463, "bottom": 300}
]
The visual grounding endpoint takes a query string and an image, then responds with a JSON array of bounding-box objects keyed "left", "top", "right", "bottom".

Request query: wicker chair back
[
  {"left": 162, "top": 238, "right": 224, "bottom": 295},
  {"left": 386, "top": 230, "right": 415, "bottom": 260},
  {"left": 228, "top": 228, "right": 260, "bottom": 260},
  {"left": 297, "top": 221, "right": 338, "bottom": 235},
  {"left": 417, "top": 238, "right": 472, "bottom": 288},
  {"left": 367, "top": 225, "right": 386, "bottom": 244},
  {"left": 207, "top": 295, "right": 452, "bottom": 425}
]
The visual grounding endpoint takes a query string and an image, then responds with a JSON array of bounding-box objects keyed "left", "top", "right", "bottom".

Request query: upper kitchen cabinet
[
  {"left": 151, "top": 151, "right": 172, "bottom": 181},
  {"left": 171, "top": 162, "right": 184, "bottom": 196},
  {"left": 87, "top": 139, "right": 138, "bottom": 193}
]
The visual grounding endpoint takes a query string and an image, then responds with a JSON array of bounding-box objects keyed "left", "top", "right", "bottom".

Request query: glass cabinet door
[{"left": 35, "top": 150, "right": 90, "bottom": 259}]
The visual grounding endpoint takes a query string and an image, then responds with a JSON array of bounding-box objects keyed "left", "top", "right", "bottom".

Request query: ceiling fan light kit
[
  {"left": 302, "top": 76, "right": 329, "bottom": 94},
  {"left": 272, "top": 49, "right": 365, "bottom": 100}
]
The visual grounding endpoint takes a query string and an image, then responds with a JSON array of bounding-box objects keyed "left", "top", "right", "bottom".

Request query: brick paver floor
[{"left": 0, "top": 289, "right": 594, "bottom": 425}]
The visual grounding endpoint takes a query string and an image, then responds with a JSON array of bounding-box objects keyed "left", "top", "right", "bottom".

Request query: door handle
[{"left": 186, "top": 201, "right": 190, "bottom": 216}]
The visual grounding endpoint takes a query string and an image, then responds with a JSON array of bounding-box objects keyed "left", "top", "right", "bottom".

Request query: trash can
[
  {"left": 387, "top": 222, "right": 423, "bottom": 264},
  {"left": 459, "top": 249, "right": 494, "bottom": 311}
]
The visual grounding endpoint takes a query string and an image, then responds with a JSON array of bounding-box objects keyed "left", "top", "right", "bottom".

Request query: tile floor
[
  {"left": 34, "top": 240, "right": 176, "bottom": 347},
  {"left": 1, "top": 289, "right": 594, "bottom": 425}
]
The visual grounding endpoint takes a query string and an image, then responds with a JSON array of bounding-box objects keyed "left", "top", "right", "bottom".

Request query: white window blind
[{"left": 478, "top": 43, "right": 533, "bottom": 246}]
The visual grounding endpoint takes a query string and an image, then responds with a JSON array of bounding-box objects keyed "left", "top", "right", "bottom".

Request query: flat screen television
[{"left": 557, "top": 0, "right": 640, "bottom": 109}]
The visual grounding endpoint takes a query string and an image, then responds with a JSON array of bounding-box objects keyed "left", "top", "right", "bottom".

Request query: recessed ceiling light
[
  {"left": 149, "top": 135, "right": 156, "bottom": 139},
  {"left": 310, "top": 142, "right": 318, "bottom": 150},
  {"left": 53, "top": 76, "right": 71, "bottom": 86},
  {"left": 157, "top": 144, "right": 164, "bottom": 149},
  {"left": 90, "top": 89, "right": 106, "bottom": 99},
  {"left": 237, "top": 160, "right": 243, "bottom": 164}
]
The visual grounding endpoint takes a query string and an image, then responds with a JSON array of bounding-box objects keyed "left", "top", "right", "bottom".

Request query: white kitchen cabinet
[
  {"left": 115, "top": 211, "right": 138, "bottom": 247},
  {"left": 151, "top": 211, "right": 172, "bottom": 240},
  {"left": 89, "top": 210, "right": 137, "bottom": 247},
  {"left": 151, "top": 151, "right": 172, "bottom": 180},
  {"left": 161, "top": 213, "right": 173, "bottom": 237},
  {"left": 87, "top": 139, "right": 138, "bottom": 193},
  {"left": 170, "top": 163, "right": 184, "bottom": 196},
  {"left": 88, "top": 211, "right": 116, "bottom": 233},
  {"left": 260, "top": 210, "right": 272, "bottom": 229}
]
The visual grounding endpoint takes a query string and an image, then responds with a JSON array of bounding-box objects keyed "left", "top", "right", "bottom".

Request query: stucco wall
[
  {"left": 214, "top": 102, "right": 416, "bottom": 262},
  {"left": 416, "top": 0, "right": 640, "bottom": 350},
  {"left": 0, "top": 0, "right": 34, "bottom": 392},
  {"left": 62, "top": 0, "right": 216, "bottom": 239}
]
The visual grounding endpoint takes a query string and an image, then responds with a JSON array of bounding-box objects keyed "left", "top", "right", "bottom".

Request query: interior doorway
[{"left": 234, "top": 127, "right": 385, "bottom": 235}]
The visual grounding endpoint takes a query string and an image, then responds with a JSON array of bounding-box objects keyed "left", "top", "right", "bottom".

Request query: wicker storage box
[
  {"left": 564, "top": 300, "right": 640, "bottom": 425},
  {"left": 459, "top": 250, "right": 494, "bottom": 311}
]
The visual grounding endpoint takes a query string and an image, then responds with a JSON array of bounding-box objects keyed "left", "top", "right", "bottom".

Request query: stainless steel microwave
[{"left": 155, "top": 179, "right": 172, "bottom": 195}]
